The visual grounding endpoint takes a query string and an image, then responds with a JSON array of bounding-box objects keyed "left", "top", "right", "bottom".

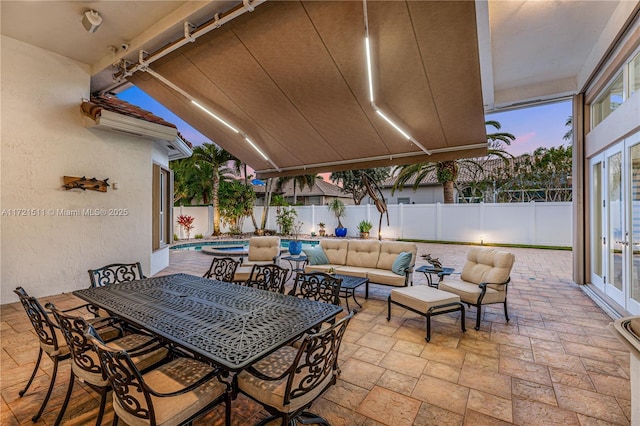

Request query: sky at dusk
[{"left": 118, "top": 86, "right": 572, "bottom": 159}]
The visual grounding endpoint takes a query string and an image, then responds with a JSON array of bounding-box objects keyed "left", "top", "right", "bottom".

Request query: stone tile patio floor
[{"left": 1, "top": 243, "right": 632, "bottom": 425}]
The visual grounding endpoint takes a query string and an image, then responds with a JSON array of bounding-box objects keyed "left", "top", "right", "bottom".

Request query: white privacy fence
[{"left": 174, "top": 202, "right": 573, "bottom": 247}]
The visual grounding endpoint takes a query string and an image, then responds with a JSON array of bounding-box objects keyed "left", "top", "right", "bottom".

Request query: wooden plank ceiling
[{"left": 129, "top": 0, "right": 487, "bottom": 178}]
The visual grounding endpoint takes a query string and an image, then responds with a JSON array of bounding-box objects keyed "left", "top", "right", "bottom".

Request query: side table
[
  {"left": 415, "top": 265, "right": 455, "bottom": 287},
  {"left": 282, "top": 255, "right": 308, "bottom": 274}
]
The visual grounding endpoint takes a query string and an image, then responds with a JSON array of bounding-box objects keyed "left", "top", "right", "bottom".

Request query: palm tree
[
  {"left": 392, "top": 121, "right": 515, "bottom": 203},
  {"left": 192, "top": 143, "right": 239, "bottom": 235},
  {"left": 563, "top": 116, "right": 573, "bottom": 142},
  {"left": 275, "top": 174, "right": 319, "bottom": 205}
]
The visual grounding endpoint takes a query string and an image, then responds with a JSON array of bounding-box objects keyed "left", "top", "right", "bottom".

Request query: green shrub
[
  {"left": 173, "top": 233, "right": 179, "bottom": 241},
  {"left": 194, "top": 233, "right": 204, "bottom": 239}
]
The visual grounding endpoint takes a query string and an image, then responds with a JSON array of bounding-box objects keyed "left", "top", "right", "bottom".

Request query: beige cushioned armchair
[{"left": 439, "top": 247, "right": 515, "bottom": 330}]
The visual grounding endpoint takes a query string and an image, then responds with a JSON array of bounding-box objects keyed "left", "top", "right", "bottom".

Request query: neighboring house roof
[
  {"left": 252, "top": 179, "right": 349, "bottom": 198},
  {"left": 81, "top": 95, "right": 193, "bottom": 148},
  {"left": 380, "top": 156, "right": 541, "bottom": 188},
  {"left": 277, "top": 179, "right": 349, "bottom": 198}
]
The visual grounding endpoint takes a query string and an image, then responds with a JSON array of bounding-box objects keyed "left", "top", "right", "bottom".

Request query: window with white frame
[
  {"left": 153, "top": 164, "right": 173, "bottom": 250},
  {"left": 592, "top": 73, "right": 624, "bottom": 127},
  {"left": 630, "top": 51, "right": 640, "bottom": 98}
]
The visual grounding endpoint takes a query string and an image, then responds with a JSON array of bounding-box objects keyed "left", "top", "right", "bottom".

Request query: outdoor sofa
[{"left": 304, "top": 239, "right": 417, "bottom": 296}]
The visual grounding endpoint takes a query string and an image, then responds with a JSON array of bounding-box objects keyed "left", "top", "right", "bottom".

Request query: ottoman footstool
[{"left": 387, "top": 285, "right": 466, "bottom": 342}]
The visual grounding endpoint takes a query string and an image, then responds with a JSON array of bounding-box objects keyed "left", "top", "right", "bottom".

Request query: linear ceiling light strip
[
  {"left": 362, "top": 0, "right": 430, "bottom": 156},
  {"left": 144, "top": 68, "right": 281, "bottom": 171},
  {"left": 256, "top": 142, "right": 486, "bottom": 174}
]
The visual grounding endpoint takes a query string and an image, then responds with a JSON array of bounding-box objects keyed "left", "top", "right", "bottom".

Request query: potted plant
[
  {"left": 176, "top": 214, "right": 195, "bottom": 240},
  {"left": 328, "top": 199, "right": 347, "bottom": 237},
  {"left": 288, "top": 221, "right": 304, "bottom": 255},
  {"left": 357, "top": 220, "right": 373, "bottom": 239},
  {"left": 318, "top": 222, "right": 326, "bottom": 237}
]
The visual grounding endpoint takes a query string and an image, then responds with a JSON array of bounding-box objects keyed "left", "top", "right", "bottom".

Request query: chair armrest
[
  {"left": 144, "top": 366, "right": 226, "bottom": 398},
  {"left": 478, "top": 277, "right": 511, "bottom": 290},
  {"left": 245, "top": 363, "right": 293, "bottom": 382}
]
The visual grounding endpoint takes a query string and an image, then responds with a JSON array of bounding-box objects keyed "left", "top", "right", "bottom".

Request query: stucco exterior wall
[{"left": 1, "top": 36, "right": 156, "bottom": 302}]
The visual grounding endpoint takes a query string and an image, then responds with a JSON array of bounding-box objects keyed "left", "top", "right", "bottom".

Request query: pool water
[{"left": 170, "top": 239, "right": 319, "bottom": 252}]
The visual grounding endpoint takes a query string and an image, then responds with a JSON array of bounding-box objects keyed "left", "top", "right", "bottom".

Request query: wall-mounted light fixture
[{"left": 82, "top": 10, "right": 103, "bottom": 33}]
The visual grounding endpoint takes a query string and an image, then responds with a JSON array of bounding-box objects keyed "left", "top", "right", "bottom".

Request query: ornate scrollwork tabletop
[{"left": 74, "top": 274, "right": 342, "bottom": 371}]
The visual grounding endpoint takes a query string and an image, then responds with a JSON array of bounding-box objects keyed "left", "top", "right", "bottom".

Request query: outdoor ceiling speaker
[{"left": 82, "top": 10, "right": 103, "bottom": 33}]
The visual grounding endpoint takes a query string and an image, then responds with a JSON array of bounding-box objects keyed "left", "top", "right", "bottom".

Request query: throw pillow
[
  {"left": 304, "top": 245, "right": 329, "bottom": 265},
  {"left": 391, "top": 251, "right": 412, "bottom": 275}
]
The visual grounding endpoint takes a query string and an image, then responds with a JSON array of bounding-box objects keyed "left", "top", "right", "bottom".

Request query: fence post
[
  {"left": 436, "top": 202, "right": 442, "bottom": 240},
  {"left": 479, "top": 202, "right": 485, "bottom": 244},
  {"left": 531, "top": 201, "right": 537, "bottom": 245},
  {"left": 208, "top": 206, "right": 214, "bottom": 236},
  {"left": 399, "top": 203, "right": 404, "bottom": 239}
]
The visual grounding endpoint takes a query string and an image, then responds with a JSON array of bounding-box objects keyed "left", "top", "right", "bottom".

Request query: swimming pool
[{"left": 170, "top": 239, "right": 319, "bottom": 253}]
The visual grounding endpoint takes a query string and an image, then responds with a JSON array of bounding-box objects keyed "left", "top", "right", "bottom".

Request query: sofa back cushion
[
  {"left": 461, "top": 247, "right": 515, "bottom": 287},
  {"left": 320, "top": 239, "right": 349, "bottom": 265},
  {"left": 248, "top": 236, "right": 281, "bottom": 262},
  {"left": 304, "top": 246, "right": 329, "bottom": 265},
  {"left": 377, "top": 241, "right": 418, "bottom": 271},
  {"left": 346, "top": 240, "right": 381, "bottom": 268}
]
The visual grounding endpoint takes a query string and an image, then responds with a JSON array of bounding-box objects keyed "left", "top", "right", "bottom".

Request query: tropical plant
[
  {"left": 171, "top": 157, "right": 214, "bottom": 206},
  {"left": 392, "top": 121, "right": 515, "bottom": 204},
  {"left": 492, "top": 146, "right": 573, "bottom": 202},
  {"left": 276, "top": 207, "right": 298, "bottom": 236},
  {"left": 275, "top": 174, "right": 319, "bottom": 205},
  {"left": 176, "top": 214, "right": 195, "bottom": 240},
  {"left": 194, "top": 234, "right": 204, "bottom": 239},
  {"left": 357, "top": 220, "right": 373, "bottom": 233},
  {"left": 218, "top": 180, "right": 256, "bottom": 234},
  {"left": 328, "top": 199, "right": 346, "bottom": 228},
  {"left": 563, "top": 116, "right": 573, "bottom": 142},
  {"left": 330, "top": 168, "right": 391, "bottom": 205},
  {"left": 192, "top": 143, "right": 239, "bottom": 235}
]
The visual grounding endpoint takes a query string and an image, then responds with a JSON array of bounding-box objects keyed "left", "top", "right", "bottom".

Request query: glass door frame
[
  {"left": 589, "top": 154, "right": 605, "bottom": 290},
  {"left": 604, "top": 144, "right": 626, "bottom": 306}
]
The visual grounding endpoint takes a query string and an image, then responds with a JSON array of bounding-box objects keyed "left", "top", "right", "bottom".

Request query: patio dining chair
[
  {"left": 88, "top": 261, "right": 145, "bottom": 287},
  {"left": 203, "top": 257, "right": 240, "bottom": 282},
  {"left": 289, "top": 272, "right": 342, "bottom": 306},
  {"left": 13, "top": 287, "right": 71, "bottom": 422},
  {"left": 46, "top": 303, "right": 170, "bottom": 426},
  {"left": 86, "top": 325, "right": 231, "bottom": 426},
  {"left": 235, "top": 311, "right": 354, "bottom": 426},
  {"left": 246, "top": 264, "right": 290, "bottom": 293}
]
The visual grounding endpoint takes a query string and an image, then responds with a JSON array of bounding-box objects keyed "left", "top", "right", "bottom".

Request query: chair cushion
[
  {"left": 233, "top": 266, "right": 253, "bottom": 282},
  {"left": 304, "top": 246, "right": 329, "bottom": 265},
  {"left": 41, "top": 327, "right": 70, "bottom": 357},
  {"left": 114, "top": 357, "right": 226, "bottom": 426},
  {"left": 460, "top": 247, "right": 514, "bottom": 286},
  {"left": 439, "top": 279, "right": 506, "bottom": 305},
  {"left": 377, "top": 242, "right": 417, "bottom": 271},
  {"left": 391, "top": 286, "right": 460, "bottom": 313},
  {"left": 345, "top": 240, "right": 381, "bottom": 268},
  {"left": 367, "top": 269, "right": 408, "bottom": 287},
  {"left": 334, "top": 266, "right": 374, "bottom": 278},
  {"left": 248, "top": 237, "right": 281, "bottom": 262},
  {"left": 304, "top": 264, "right": 343, "bottom": 274},
  {"left": 237, "top": 346, "right": 334, "bottom": 414},
  {"left": 75, "top": 334, "right": 169, "bottom": 387},
  {"left": 320, "top": 239, "right": 349, "bottom": 265},
  {"left": 391, "top": 252, "right": 412, "bottom": 275}
]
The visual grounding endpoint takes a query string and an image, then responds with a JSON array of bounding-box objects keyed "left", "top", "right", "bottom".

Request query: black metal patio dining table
[{"left": 73, "top": 273, "right": 342, "bottom": 372}]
